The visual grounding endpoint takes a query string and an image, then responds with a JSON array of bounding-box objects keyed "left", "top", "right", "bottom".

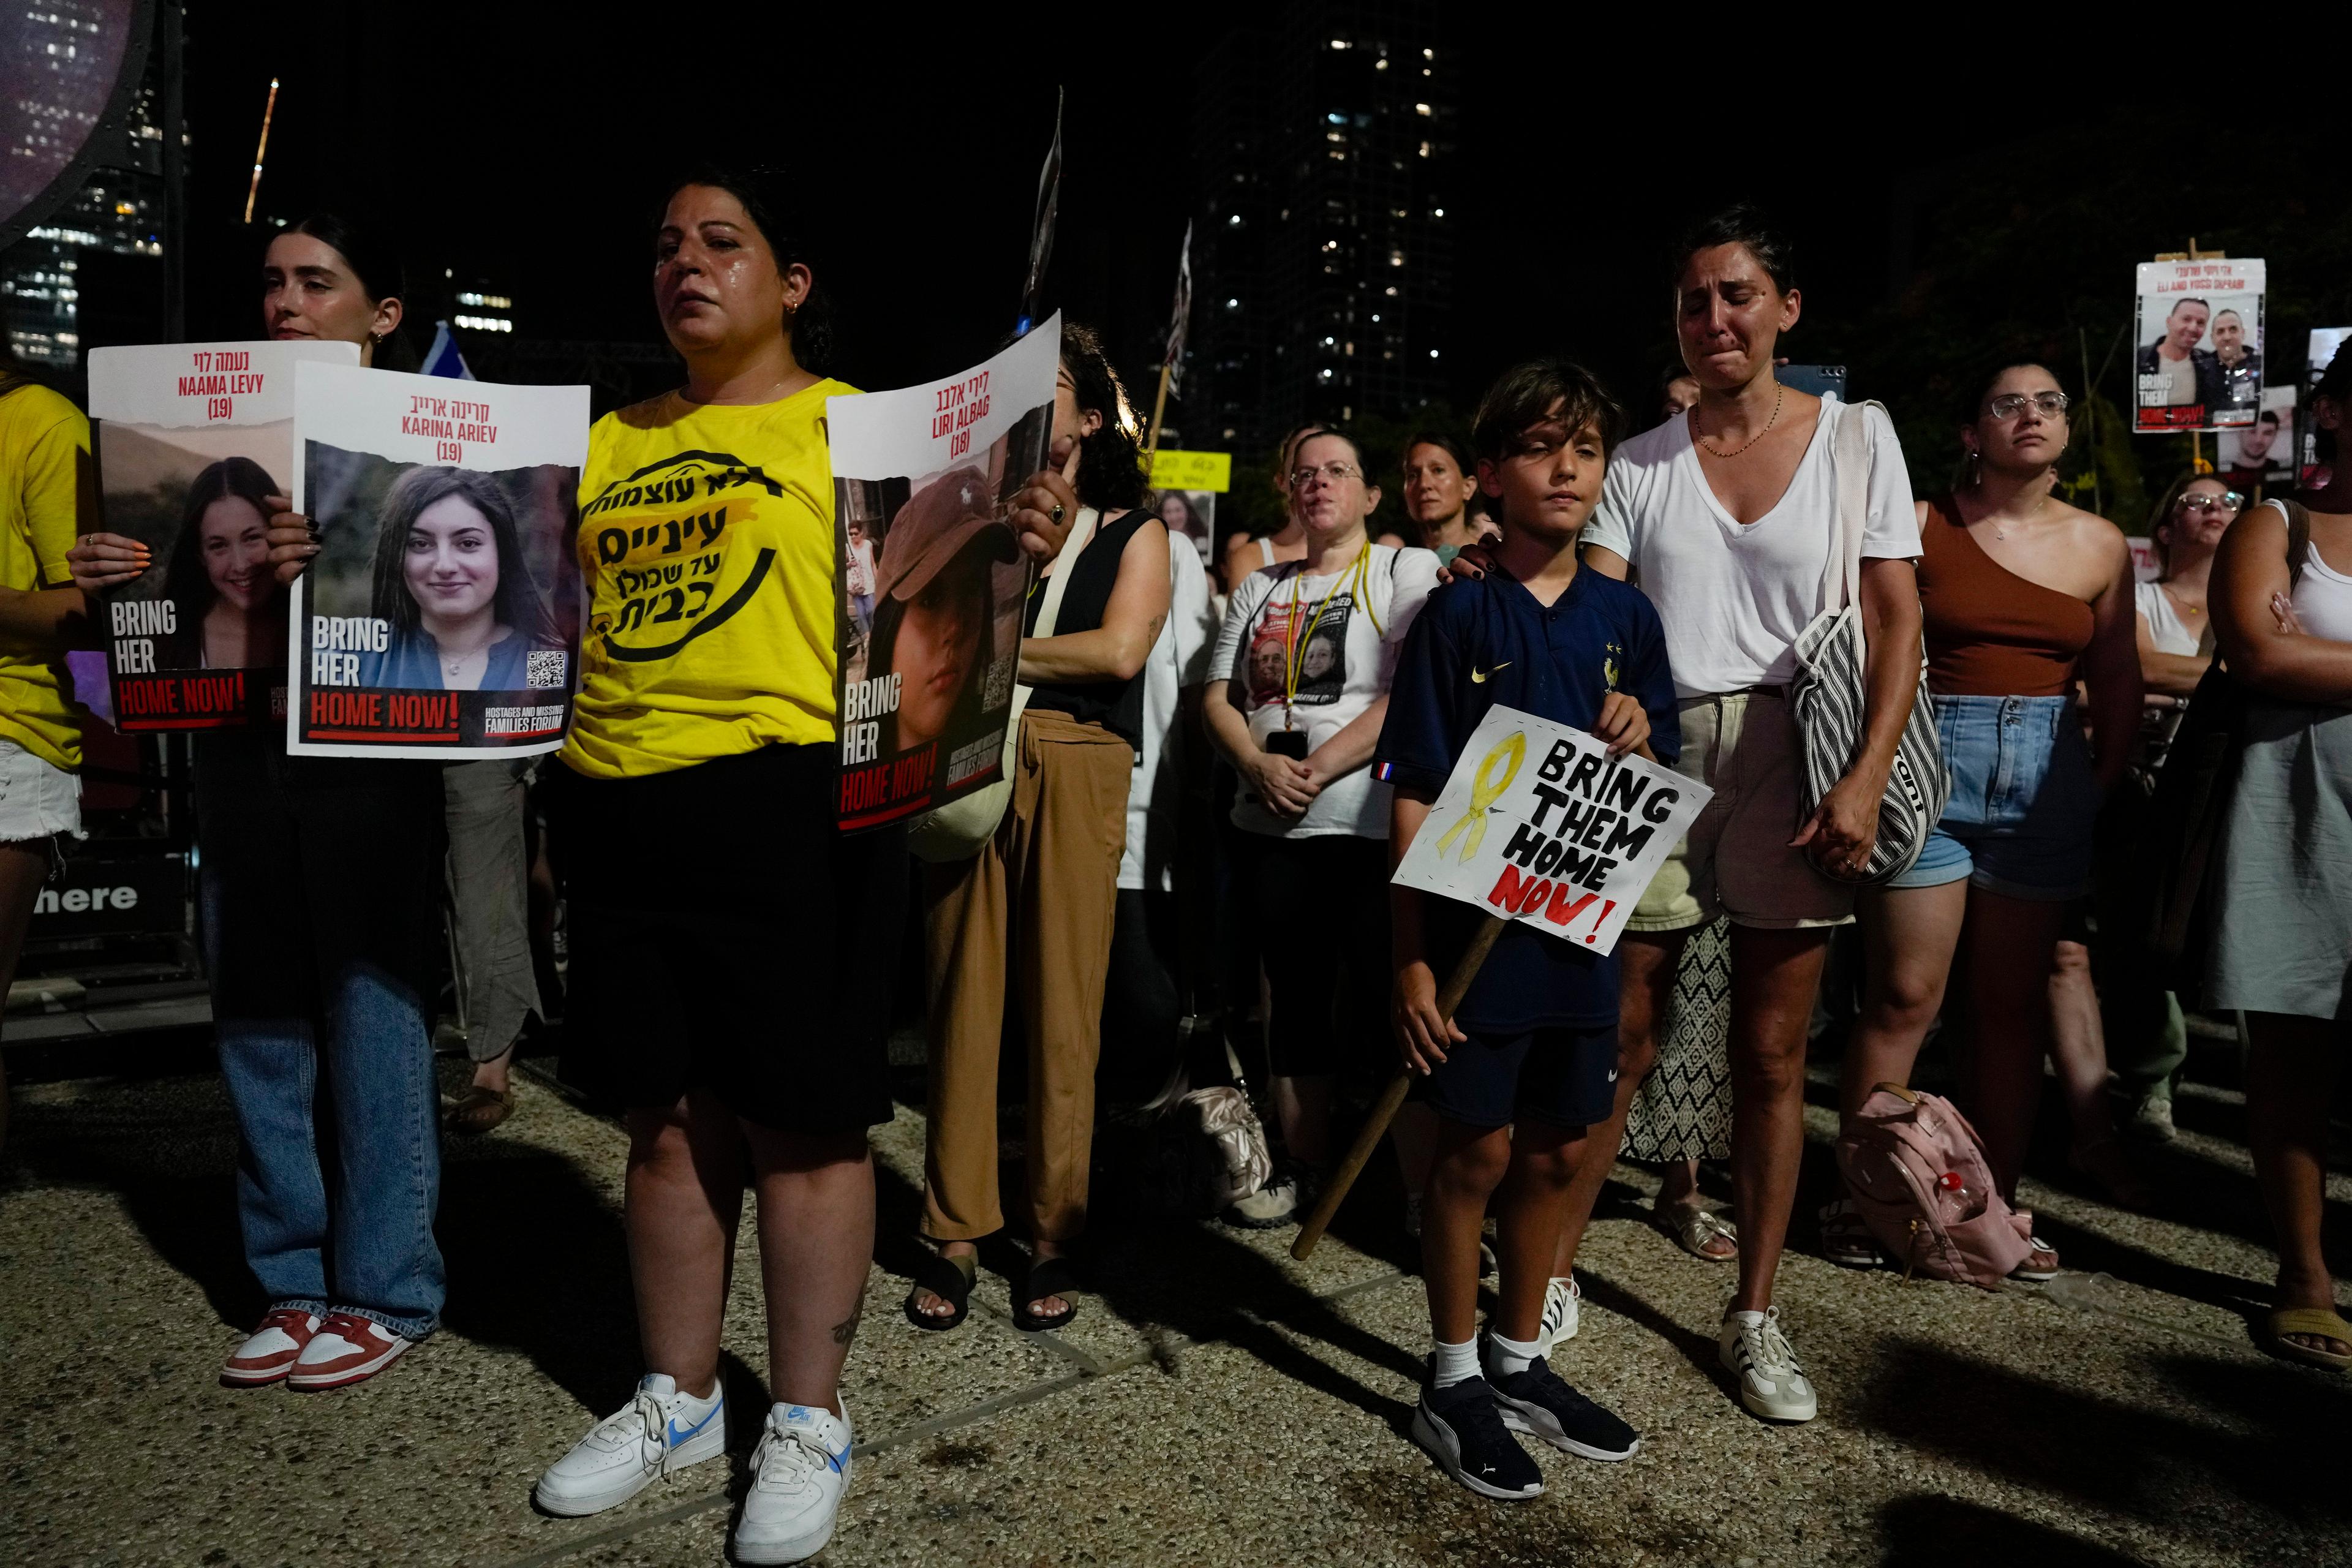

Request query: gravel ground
[{"left": 1, "top": 1046, "right": 2345, "bottom": 1568}]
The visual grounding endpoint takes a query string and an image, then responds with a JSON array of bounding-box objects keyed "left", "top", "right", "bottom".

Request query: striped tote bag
[{"left": 1787, "top": 400, "right": 1948, "bottom": 883}]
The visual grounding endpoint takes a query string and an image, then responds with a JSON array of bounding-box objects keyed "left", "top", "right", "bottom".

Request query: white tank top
[
  {"left": 1257, "top": 537, "right": 1275, "bottom": 568},
  {"left": 2269, "top": 501, "right": 2352, "bottom": 643}
]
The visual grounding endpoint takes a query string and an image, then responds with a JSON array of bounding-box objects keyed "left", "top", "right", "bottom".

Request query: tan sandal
[
  {"left": 2265, "top": 1306, "right": 2352, "bottom": 1371},
  {"left": 445, "top": 1085, "right": 513, "bottom": 1135}
]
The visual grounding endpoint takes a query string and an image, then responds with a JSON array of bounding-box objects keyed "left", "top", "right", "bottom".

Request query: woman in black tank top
[{"left": 908, "top": 323, "right": 1170, "bottom": 1334}]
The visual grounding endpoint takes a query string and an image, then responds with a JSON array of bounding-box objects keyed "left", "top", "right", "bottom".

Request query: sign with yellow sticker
[
  {"left": 1392, "top": 703, "right": 1712, "bottom": 957},
  {"left": 1148, "top": 449, "right": 1232, "bottom": 492}
]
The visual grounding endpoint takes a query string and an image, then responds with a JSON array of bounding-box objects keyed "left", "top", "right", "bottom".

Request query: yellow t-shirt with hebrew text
[
  {"left": 0, "top": 382, "right": 89, "bottom": 771},
  {"left": 561, "top": 380, "right": 852, "bottom": 778}
]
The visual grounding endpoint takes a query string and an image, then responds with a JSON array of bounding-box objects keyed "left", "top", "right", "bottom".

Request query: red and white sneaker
[
  {"left": 222, "top": 1307, "right": 323, "bottom": 1387},
  {"left": 285, "top": 1311, "right": 415, "bottom": 1391}
]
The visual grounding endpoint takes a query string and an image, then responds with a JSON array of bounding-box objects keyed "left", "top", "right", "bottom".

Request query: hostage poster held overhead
[
  {"left": 2133, "top": 258, "right": 2265, "bottom": 432},
  {"left": 87, "top": 339, "right": 359, "bottom": 729},
  {"left": 288, "top": 360, "right": 589, "bottom": 758},
  {"left": 1392, "top": 704, "right": 1711, "bottom": 958},
  {"left": 830, "top": 315, "right": 1057, "bottom": 830}
]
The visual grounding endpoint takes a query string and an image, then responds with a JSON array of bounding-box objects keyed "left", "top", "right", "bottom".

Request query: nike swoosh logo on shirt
[
  {"left": 666, "top": 1403, "right": 722, "bottom": 1447},
  {"left": 1469, "top": 662, "right": 1511, "bottom": 684}
]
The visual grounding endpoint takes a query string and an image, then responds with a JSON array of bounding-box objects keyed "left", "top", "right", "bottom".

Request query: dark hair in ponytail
[
  {"left": 654, "top": 167, "right": 839, "bottom": 377},
  {"left": 1058, "top": 321, "right": 1147, "bottom": 513},
  {"left": 275, "top": 211, "right": 415, "bottom": 371}
]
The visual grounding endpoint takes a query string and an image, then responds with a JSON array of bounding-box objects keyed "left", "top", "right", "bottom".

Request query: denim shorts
[
  {"left": 1887, "top": 695, "right": 2097, "bottom": 900},
  {"left": 0, "top": 737, "right": 82, "bottom": 843}
]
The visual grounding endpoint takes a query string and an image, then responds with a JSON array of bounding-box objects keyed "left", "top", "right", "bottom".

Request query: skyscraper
[
  {"left": 1188, "top": 2, "right": 1457, "bottom": 460},
  {"left": 3, "top": 3, "right": 172, "bottom": 367}
]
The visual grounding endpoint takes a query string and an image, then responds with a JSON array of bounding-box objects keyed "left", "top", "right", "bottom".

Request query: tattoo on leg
[{"left": 831, "top": 1314, "right": 859, "bottom": 1346}]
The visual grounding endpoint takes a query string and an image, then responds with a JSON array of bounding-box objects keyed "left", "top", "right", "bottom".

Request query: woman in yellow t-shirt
[
  {"left": 524, "top": 171, "right": 1073, "bottom": 1561},
  {"left": 0, "top": 349, "right": 95, "bottom": 1150}
]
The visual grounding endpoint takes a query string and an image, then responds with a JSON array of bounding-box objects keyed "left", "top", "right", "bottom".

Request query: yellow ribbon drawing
[{"left": 1433, "top": 730, "right": 1525, "bottom": 864}]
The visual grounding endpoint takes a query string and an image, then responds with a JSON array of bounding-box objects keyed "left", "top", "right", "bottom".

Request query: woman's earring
[{"left": 1965, "top": 448, "right": 1981, "bottom": 488}]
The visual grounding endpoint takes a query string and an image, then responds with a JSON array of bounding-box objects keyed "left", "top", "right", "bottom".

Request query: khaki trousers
[{"left": 922, "top": 710, "right": 1132, "bottom": 1242}]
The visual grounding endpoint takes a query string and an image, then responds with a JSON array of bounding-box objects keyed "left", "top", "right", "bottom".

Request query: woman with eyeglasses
[
  {"left": 1824, "top": 364, "right": 2144, "bottom": 1270},
  {"left": 2076, "top": 473, "right": 2242, "bottom": 1147},
  {"left": 1219, "top": 423, "right": 1325, "bottom": 595},
  {"left": 1202, "top": 430, "right": 1441, "bottom": 1223}
]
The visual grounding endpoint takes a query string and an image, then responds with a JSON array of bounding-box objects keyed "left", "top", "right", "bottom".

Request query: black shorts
[
  {"left": 1413, "top": 1022, "right": 1619, "bottom": 1132},
  {"left": 547, "top": 744, "right": 907, "bottom": 1134}
]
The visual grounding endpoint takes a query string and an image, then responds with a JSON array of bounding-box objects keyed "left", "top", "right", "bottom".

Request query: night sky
[{"left": 175, "top": 9, "right": 2352, "bottom": 475}]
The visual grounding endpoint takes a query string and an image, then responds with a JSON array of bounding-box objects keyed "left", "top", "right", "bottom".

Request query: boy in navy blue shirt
[{"left": 1374, "top": 360, "right": 1678, "bottom": 1500}]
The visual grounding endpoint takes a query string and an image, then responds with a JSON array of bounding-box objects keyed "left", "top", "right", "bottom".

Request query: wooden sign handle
[{"left": 1291, "top": 915, "right": 1507, "bottom": 1261}]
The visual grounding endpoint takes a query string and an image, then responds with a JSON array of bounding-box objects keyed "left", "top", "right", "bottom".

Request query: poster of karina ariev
[
  {"left": 287, "top": 361, "right": 589, "bottom": 757},
  {"left": 2133, "top": 258, "right": 2265, "bottom": 432},
  {"left": 829, "top": 314, "right": 1058, "bottom": 830},
  {"left": 87, "top": 339, "right": 359, "bottom": 730}
]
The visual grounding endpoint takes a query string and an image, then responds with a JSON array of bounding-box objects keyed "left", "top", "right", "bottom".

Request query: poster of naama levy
[{"left": 1392, "top": 705, "right": 1711, "bottom": 958}]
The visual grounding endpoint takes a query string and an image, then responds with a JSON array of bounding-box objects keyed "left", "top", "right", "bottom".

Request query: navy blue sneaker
[
  {"left": 1410, "top": 1371, "right": 1544, "bottom": 1500},
  {"left": 1487, "top": 1354, "right": 1640, "bottom": 1461}
]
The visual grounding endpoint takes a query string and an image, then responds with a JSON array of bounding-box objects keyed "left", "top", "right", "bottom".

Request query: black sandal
[
  {"left": 902, "top": 1251, "right": 976, "bottom": 1332},
  {"left": 1011, "top": 1255, "right": 1080, "bottom": 1333}
]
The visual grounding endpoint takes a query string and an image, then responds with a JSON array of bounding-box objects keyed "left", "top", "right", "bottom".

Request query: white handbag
[
  {"left": 1786, "top": 401, "right": 1949, "bottom": 883},
  {"left": 907, "top": 507, "right": 1099, "bottom": 863}
]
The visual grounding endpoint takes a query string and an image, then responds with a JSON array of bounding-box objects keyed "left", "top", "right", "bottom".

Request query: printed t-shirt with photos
[
  {"left": 1207, "top": 542, "right": 1441, "bottom": 838},
  {"left": 1375, "top": 565, "right": 1678, "bottom": 1032},
  {"left": 562, "top": 381, "right": 853, "bottom": 780},
  {"left": 0, "top": 384, "right": 88, "bottom": 771}
]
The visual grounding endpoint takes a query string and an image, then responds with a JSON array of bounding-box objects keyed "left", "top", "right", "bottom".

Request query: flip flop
[
  {"left": 1818, "top": 1197, "right": 1886, "bottom": 1270},
  {"left": 902, "top": 1252, "right": 976, "bottom": 1332},
  {"left": 2264, "top": 1306, "right": 2352, "bottom": 1371},
  {"left": 1011, "top": 1256, "right": 1081, "bottom": 1333}
]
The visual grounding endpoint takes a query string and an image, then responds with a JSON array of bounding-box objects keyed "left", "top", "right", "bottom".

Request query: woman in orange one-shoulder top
[{"left": 1823, "top": 363, "right": 2146, "bottom": 1277}]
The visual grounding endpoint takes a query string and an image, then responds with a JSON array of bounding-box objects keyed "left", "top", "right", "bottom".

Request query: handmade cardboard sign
[{"left": 1392, "top": 703, "right": 1712, "bottom": 957}]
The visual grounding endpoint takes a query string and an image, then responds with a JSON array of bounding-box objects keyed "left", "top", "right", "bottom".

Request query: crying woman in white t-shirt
[{"left": 1573, "top": 208, "right": 1926, "bottom": 1426}]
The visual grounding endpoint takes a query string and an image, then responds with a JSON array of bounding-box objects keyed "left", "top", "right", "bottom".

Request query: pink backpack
[{"left": 1835, "top": 1083, "right": 2034, "bottom": 1289}]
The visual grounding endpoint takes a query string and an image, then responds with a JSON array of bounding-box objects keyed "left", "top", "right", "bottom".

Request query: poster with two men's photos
[{"left": 2133, "top": 258, "right": 2264, "bottom": 432}]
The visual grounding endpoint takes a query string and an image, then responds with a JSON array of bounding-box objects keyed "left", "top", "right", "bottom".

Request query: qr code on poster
[{"left": 526, "top": 650, "right": 567, "bottom": 690}]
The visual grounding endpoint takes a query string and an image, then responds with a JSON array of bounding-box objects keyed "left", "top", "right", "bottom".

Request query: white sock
[
  {"left": 1431, "top": 1336, "right": 1480, "bottom": 1389},
  {"left": 1485, "top": 1330, "right": 1542, "bottom": 1380}
]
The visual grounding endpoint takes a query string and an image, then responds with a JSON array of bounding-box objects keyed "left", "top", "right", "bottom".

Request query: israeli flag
[{"left": 420, "top": 320, "right": 475, "bottom": 380}]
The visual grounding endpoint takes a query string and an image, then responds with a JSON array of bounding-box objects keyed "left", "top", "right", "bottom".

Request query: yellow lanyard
[{"left": 1281, "top": 544, "right": 1373, "bottom": 726}]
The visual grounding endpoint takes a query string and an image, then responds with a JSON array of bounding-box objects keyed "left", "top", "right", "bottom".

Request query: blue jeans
[
  {"left": 1888, "top": 695, "right": 2098, "bottom": 900},
  {"left": 197, "top": 732, "right": 448, "bottom": 1339}
]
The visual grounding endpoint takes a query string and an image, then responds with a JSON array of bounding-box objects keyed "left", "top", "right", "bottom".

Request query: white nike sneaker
[
  {"left": 1719, "top": 1306, "right": 1817, "bottom": 1423},
  {"left": 1535, "top": 1274, "right": 1580, "bottom": 1356},
  {"left": 534, "top": 1374, "right": 727, "bottom": 1517},
  {"left": 734, "top": 1398, "right": 854, "bottom": 1564}
]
